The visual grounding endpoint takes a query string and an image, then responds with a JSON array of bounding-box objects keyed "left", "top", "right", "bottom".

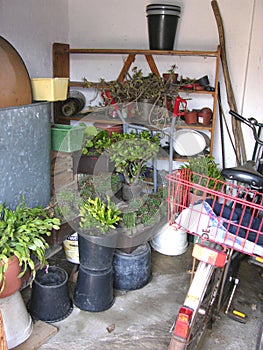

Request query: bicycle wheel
[{"left": 168, "top": 261, "right": 223, "bottom": 350}]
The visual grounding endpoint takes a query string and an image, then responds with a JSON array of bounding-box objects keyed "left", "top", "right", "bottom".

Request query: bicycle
[{"left": 166, "top": 111, "right": 263, "bottom": 350}]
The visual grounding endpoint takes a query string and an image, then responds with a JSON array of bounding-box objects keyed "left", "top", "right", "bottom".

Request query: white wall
[
  {"left": 0, "top": 0, "right": 262, "bottom": 168},
  {"left": 0, "top": 0, "right": 69, "bottom": 77}
]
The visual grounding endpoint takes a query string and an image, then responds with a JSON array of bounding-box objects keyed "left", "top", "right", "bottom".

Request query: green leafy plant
[
  {"left": 0, "top": 198, "right": 60, "bottom": 293},
  {"left": 180, "top": 155, "right": 224, "bottom": 190},
  {"left": 109, "top": 130, "right": 161, "bottom": 185},
  {"left": 81, "top": 128, "right": 120, "bottom": 156},
  {"left": 79, "top": 196, "right": 121, "bottom": 234},
  {"left": 119, "top": 186, "right": 167, "bottom": 232},
  {"left": 122, "top": 212, "right": 137, "bottom": 228}
]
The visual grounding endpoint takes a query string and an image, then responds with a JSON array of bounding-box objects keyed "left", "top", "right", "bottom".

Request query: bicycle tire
[{"left": 168, "top": 263, "right": 223, "bottom": 350}]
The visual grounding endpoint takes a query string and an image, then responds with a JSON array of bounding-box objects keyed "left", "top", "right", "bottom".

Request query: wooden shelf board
[{"left": 69, "top": 48, "right": 220, "bottom": 57}]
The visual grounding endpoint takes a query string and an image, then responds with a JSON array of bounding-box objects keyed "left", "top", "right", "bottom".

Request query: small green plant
[
  {"left": 122, "top": 212, "right": 137, "bottom": 228},
  {"left": 181, "top": 155, "right": 224, "bottom": 190},
  {"left": 109, "top": 130, "right": 161, "bottom": 185},
  {"left": 48, "top": 188, "right": 80, "bottom": 222},
  {"left": 0, "top": 198, "right": 60, "bottom": 293},
  {"left": 81, "top": 129, "right": 118, "bottom": 156},
  {"left": 79, "top": 196, "right": 121, "bottom": 234}
]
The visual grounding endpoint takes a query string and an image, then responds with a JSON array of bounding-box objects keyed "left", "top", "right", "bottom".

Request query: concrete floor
[{"left": 26, "top": 243, "right": 263, "bottom": 350}]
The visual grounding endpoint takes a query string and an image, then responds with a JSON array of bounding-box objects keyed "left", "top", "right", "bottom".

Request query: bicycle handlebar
[{"left": 229, "top": 110, "right": 263, "bottom": 146}]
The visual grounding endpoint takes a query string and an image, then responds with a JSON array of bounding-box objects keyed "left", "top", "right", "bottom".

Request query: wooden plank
[
  {"left": 13, "top": 320, "right": 57, "bottom": 350},
  {"left": 117, "top": 54, "right": 135, "bottom": 82},
  {"left": 52, "top": 43, "right": 70, "bottom": 124},
  {"left": 69, "top": 48, "right": 219, "bottom": 57},
  {"left": 0, "top": 311, "right": 7, "bottom": 350},
  {"left": 144, "top": 54, "right": 160, "bottom": 76}
]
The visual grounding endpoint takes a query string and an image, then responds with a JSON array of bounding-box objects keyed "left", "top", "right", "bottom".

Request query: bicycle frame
[{"left": 166, "top": 168, "right": 263, "bottom": 349}]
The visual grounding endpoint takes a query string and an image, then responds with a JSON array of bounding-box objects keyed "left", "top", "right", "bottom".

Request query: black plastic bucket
[
  {"left": 78, "top": 234, "right": 116, "bottom": 271},
  {"left": 146, "top": 4, "right": 181, "bottom": 50},
  {"left": 73, "top": 265, "right": 115, "bottom": 312},
  {"left": 28, "top": 266, "right": 73, "bottom": 323},
  {"left": 113, "top": 242, "right": 151, "bottom": 291}
]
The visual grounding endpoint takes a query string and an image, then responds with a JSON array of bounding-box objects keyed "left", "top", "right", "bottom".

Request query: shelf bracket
[
  {"left": 145, "top": 55, "right": 160, "bottom": 77},
  {"left": 117, "top": 54, "right": 136, "bottom": 82}
]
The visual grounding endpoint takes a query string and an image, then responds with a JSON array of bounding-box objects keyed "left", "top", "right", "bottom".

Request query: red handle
[{"left": 173, "top": 96, "right": 187, "bottom": 117}]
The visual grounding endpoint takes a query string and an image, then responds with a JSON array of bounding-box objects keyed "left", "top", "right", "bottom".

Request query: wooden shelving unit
[{"left": 52, "top": 43, "right": 221, "bottom": 163}]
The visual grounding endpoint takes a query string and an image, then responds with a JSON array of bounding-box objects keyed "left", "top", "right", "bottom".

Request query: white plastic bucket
[
  {"left": 173, "top": 129, "right": 210, "bottom": 156},
  {"left": 151, "top": 223, "right": 188, "bottom": 256},
  {"left": 63, "top": 232, "right": 79, "bottom": 264},
  {"left": 0, "top": 291, "right": 33, "bottom": 349}
]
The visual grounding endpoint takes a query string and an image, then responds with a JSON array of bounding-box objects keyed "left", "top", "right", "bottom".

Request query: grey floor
[{"left": 24, "top": 243, "right": 263, "bottom": 350}]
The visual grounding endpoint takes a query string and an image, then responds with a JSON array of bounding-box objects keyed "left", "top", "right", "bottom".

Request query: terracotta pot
[
  {"left": 0, "top": 256, "right": 22, "bottom": 298},
  {"left": 184, "top": 110, "right": 197, "bottom": 124},
  {"left": 94, "top": 123, "right": 123, "bottom": 137},
  {"left": 198, "top": 107, "right": 212, "bottom": 126},
  {"left": 162, "top": 73, "right": 178, "bottom": 83}
]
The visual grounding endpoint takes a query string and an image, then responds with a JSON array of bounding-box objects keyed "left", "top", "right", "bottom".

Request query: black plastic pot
[
  {"left": 74, "top": 153, "right": 114, "bottom": 175},
  {"left": 146, "top": 4, "right": 181, "bottom": 50},
  {"left": 28, "top": 266, "right": 72, "bottom": 323},
  {"left": 113, "top": 242, "right": 151, "bottom": 291},
  {"left": 78, "top": 233, "right": 116, "bottom": 271},
  {"left": 73, "top": 265, "right": 115, "bottom": 312}
]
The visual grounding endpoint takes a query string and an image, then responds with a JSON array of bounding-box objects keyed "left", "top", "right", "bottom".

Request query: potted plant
[
  {"left": 76, "top": 125, "right": 120, "bottom": 174},
  {"left": 180, "top": 155, "right": 223, "bottom": 188},
  {"left": 180, "top": 155, "right": 224, "bottom": 202},
  {"left": 0, "top": 198, "right": 60, "bottom": 297},
  {"left": 83, "top": 65, "right": 179, "bottom": 126},
  {"left": 112, "top": 185, "right": 168, "bottom": 291},
  {"left": 73, "top": 195, "right": 121, "bottom": 312},
  {"left": 108, "top": 130, "right": 161, "bottom": 201},
  {"left": 46, "top": 188, "right": 80, "bottom": 247}
]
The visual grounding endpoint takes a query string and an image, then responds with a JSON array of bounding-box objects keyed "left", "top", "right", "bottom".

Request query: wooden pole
[
  {"left": 0, "top": 311, "right": 8, "bottom": 350},
  {"left": 211, "top": 0, "right": 247, "bottom": 165}
]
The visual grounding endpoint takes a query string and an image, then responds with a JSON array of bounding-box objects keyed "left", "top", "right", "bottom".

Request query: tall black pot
[
  {"left": 78, "top": 233, "right": 117, "bottom": 271},
  {"left": 73, "top": 265, "right": 114, "bottom": 312}
]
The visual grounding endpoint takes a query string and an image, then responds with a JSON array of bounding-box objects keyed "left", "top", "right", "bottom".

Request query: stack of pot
[
  {"left": 146, "top": 3, "right": 181, "bottom": 50},
  {"left": 73, "top": 234, "right": 116, "bottom": 312}
]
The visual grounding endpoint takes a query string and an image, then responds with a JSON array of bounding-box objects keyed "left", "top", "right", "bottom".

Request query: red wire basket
[{"left": 166, "top": 168, "right": 263, "bottom": 258}]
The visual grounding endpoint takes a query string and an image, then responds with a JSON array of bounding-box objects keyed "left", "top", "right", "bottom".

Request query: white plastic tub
[{"left": 151, "top": 223, "right": 188, "bottom": 256}]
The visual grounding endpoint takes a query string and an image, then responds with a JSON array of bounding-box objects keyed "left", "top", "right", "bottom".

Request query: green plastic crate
[{"left": 51, "top": 124, "right": 85, "bottom": 152}]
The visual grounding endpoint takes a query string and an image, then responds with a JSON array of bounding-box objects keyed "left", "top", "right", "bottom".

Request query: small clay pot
[
  {"left": 197, "top": 107, "right": 212, "bottom": 126},
  {"left": 162, "top": 73, "right": 178, "bottom": 83},
  {"left": 184, "top": 110, "right": 197, "bottom": 124}
]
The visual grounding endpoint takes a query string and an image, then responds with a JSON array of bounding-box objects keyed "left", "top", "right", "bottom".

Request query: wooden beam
[
  {"left": 117, "top": 54, "right": 136, "bottom": 82},
  {"left": 145, "top": 54, "right": 160, "bottom": 76}
]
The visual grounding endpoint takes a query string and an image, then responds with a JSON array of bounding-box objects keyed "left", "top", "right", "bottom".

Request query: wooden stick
[
  {"left": 0, "top": 311, "right": 7, "bottom": 350},
  {"left": 211, "top": 0, "right": 247, "bottom": 165}
]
